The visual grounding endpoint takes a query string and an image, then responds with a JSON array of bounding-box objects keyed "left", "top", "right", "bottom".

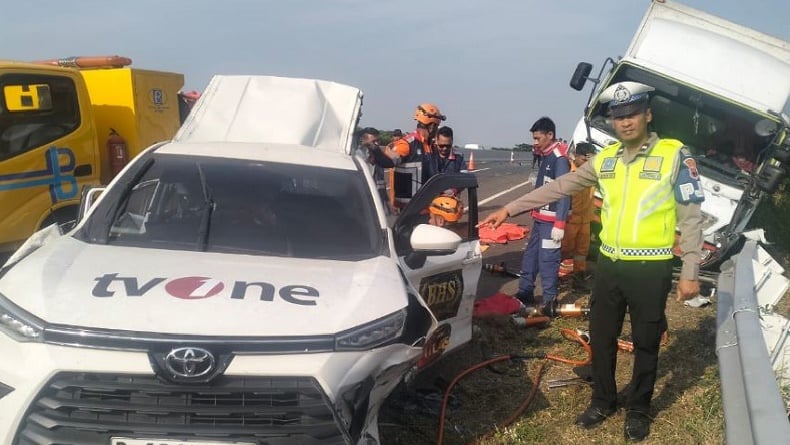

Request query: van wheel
[{"left": 40, "top": 206, "right": 79, "bottom": 232}]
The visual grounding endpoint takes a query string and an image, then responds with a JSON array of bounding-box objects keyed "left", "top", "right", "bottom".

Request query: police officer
[{"left": 478, "top": 81, "right": 704, "bottom": 442}]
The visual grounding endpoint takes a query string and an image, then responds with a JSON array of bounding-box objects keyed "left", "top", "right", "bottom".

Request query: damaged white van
[
  {"left": 0, "top": 75, "right": 482, "bottom": 444},
  {"left": 569, "top": 0, "right": 790, "bottom": 269}
]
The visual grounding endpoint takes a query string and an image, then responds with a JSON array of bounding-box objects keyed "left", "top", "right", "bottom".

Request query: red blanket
[
  {"left": 478, "top": 223, "right": 528, "bottom": 244},
  {"left": 473, "top": 292, "right": 522, "bottom": 317}
]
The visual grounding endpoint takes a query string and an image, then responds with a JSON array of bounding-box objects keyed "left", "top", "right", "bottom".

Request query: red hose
[
  {"left": 436, "top": 355, "right": 515, "bottom": 445},
  {"left": 546, "top": 328, "right": 592, "bottom": 366},
  {"left": 435, "top": 328, "right": 593, "bottom": 444}
]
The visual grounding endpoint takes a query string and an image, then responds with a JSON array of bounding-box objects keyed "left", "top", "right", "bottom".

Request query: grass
[{"left": 381, "top": 281, "right": 727, "bottom": 445}]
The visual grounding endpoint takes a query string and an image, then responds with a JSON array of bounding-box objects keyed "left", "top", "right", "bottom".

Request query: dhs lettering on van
[{"left": 92, "top": 273, "right": 320, "bottom": 305}]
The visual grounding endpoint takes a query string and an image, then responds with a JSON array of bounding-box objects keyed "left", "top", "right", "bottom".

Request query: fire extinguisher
[{"left": 107, "top": 128, "right": 128, "bottom": 177}]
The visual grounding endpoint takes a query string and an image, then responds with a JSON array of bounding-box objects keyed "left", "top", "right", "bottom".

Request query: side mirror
[
  {"left": 570, "top": 62, "right": 593, "bottom": 91},
  {"left": 77, "top": 185, "right": 106, "bottom": 224},
  {"left": 410, "top": 224, "right": 462, "bottom": 255},
  {"left": 403, "top": 224, "right": 462, "bottom": 269}
]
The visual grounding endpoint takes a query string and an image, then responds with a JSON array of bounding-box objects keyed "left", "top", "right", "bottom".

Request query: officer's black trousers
[{"left": 589, "top": 254, "right": 672, "bottom": 413}]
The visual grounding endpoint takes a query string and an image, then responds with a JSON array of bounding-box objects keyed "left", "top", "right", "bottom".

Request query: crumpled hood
[{"left": 0, "top": 237, "right": 408, "bottom": 336}]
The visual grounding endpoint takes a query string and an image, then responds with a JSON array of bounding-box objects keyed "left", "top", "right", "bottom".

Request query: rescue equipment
[
  {"left": 436, "top": 328, "right": 592, "bottom": 444},
  {"left": 107, "top": 128, "right": 128, "bottom": 176}
]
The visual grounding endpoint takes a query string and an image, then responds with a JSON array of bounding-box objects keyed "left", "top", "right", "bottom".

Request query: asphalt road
[{"left": 463, "top": 149, "right": 541, "bottom": 299}]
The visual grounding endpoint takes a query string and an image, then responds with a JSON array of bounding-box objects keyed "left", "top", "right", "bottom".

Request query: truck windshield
[
  {"left": 588, "top": 63, "right": 778, "bottom": 188},
  {"left": 79, "top": 154, "right": 383, "bottom": 260}
]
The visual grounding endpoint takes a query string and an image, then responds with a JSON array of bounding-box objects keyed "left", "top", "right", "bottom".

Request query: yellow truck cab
[{"left": 0, "top": 57, "right": 184, "bottom": 255}]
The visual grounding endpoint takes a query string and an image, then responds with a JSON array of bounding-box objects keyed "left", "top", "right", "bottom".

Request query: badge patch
[
  {"left": 679, "top": 183, "right": 694, "bottom": 201},
  {"left": 600, "top": 157, "right": 618, "bottom": 172},
  {"left": 643, "top": 156, "right": 663, "bottom": 172},
  {"left": 683, "top": 158, "right": 699, "bottom": 179},
  {"left": 419, "top": 270, "right": 464, "bottom": 321},
  {"left": 639, "top": 172, "right": 661, "bottom": 180},
  {"left": 599, "top": 172, "right": 616, "bottom": 179}
]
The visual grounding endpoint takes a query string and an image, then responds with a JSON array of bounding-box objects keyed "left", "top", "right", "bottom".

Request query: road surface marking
[{"left": 479, "top": 177, "right": 533, "bottom": 206}]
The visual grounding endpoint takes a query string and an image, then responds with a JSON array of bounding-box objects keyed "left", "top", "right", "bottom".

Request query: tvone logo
[
  {"left": 92, "top": 274, "right": 319, "bottom": 306},
  {"left": 165, "top": 277, "right": 224, "bottom": 299}
]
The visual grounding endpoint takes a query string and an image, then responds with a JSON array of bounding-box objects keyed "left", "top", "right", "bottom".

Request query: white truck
[
  {"left": 569, "top": 0, "right": 790, "bottom": 269},
  {"left": 463, "top": 143, "right": 484, "bottom": 150},
  {"left": 0, "top": 75, "right": 483, "bottom": 445}
]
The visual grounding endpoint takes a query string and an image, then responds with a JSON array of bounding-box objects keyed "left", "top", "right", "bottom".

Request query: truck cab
[
  {"left": 0, "top": 58, "right": 184, "bottom": 255},
  {"left": 569, "top": 0, "right": 790, "bottom": 268}
]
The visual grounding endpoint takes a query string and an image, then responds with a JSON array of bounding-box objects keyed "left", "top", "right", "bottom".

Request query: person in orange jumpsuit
[{"left": 560, "top": 142, "right": 597, "bottom": 290}]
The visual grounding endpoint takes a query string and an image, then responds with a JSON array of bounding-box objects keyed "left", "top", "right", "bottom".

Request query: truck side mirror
[{"left": 570, "top": 62, "right": 593, "bottom": 91}]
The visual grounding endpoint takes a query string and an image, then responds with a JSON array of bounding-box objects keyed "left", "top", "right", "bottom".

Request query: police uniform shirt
[{"left": 504, "top": 132, "right": 704, "bottom": 281}]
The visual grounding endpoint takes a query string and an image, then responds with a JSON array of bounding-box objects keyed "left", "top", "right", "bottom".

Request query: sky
[{"left": 3, "top": 0, "right": 788, "bottom": 148}]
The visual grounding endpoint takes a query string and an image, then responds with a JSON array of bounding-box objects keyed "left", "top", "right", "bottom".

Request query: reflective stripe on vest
[{"left": 594, "top": 138, "right": 682, "bottom": 261}]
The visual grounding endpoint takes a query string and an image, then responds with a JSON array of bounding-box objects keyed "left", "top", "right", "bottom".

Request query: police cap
[{"left": 598, "top": 81, "right": 655, "bottom": 118}]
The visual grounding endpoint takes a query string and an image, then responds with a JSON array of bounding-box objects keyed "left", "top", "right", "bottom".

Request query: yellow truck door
[{"left": 0, "top": 66, "right": 98, "bottom": 253}]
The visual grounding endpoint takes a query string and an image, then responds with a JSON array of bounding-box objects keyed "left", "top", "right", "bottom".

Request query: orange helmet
[
  {"left": 414, "top": 103, "right": 446, "bottom": 125},
  {"left": 429, "top": 195, "right": 463, "bottom": 223}
]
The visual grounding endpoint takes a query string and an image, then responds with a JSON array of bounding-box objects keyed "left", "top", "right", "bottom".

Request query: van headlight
[
  {"left": 0, "top": 294, "right": 44, "bottom": 342},
  {"left": 335, "top": 309, "right": 406, "bottom": 351}
]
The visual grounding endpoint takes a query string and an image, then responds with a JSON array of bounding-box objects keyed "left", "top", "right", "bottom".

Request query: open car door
[{"left": 393, "top": 173, "right": 482, "bottom": 368}]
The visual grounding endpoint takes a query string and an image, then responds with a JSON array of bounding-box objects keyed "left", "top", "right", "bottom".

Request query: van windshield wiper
[{"left": 196, "top": 163, "right": 214, "bottom": 251}]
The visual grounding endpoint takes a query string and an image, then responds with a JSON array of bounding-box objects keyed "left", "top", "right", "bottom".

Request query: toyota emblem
[{"left": 164, "top": 347, "right": 216, "bottom": 378}]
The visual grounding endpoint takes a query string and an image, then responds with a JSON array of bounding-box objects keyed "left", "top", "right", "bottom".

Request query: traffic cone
[{"left": 468, "top": 152, "right": 475, "bottom": 170}]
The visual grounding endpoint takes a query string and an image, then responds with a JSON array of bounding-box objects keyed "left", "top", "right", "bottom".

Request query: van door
[{"left": 393, "top": 173, "right": 482, "bottom": 367}]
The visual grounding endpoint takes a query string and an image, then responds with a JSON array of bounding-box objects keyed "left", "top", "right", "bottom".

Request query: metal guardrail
[{"left": 716, "top": 240, "right": 790, "bottom": 444}]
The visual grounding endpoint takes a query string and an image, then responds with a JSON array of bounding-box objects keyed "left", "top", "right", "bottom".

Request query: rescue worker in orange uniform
[
  {"left": 369, "top": 104, "right": 446, "bottom": 209},
  {"left": 560, "top": 142, "right": 597, "bottom": 290}
]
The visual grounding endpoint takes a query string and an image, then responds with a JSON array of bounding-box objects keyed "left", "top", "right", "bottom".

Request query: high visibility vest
[{"left": 594, "top": 138, "right": 682, "bottom": 261}]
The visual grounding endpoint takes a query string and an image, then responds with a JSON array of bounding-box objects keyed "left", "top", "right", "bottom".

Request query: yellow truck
[{"left": 0, "top": 56, "right": 184, "bottom": 255}]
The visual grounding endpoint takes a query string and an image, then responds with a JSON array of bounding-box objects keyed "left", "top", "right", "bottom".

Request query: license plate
[{"left": 111, "top": 438, "right": 256, "bottom": 445}]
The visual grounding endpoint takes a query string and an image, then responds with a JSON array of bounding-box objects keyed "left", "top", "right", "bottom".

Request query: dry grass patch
[{"left": 381, "top": 286, "right": 725, "bottom": 444}]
